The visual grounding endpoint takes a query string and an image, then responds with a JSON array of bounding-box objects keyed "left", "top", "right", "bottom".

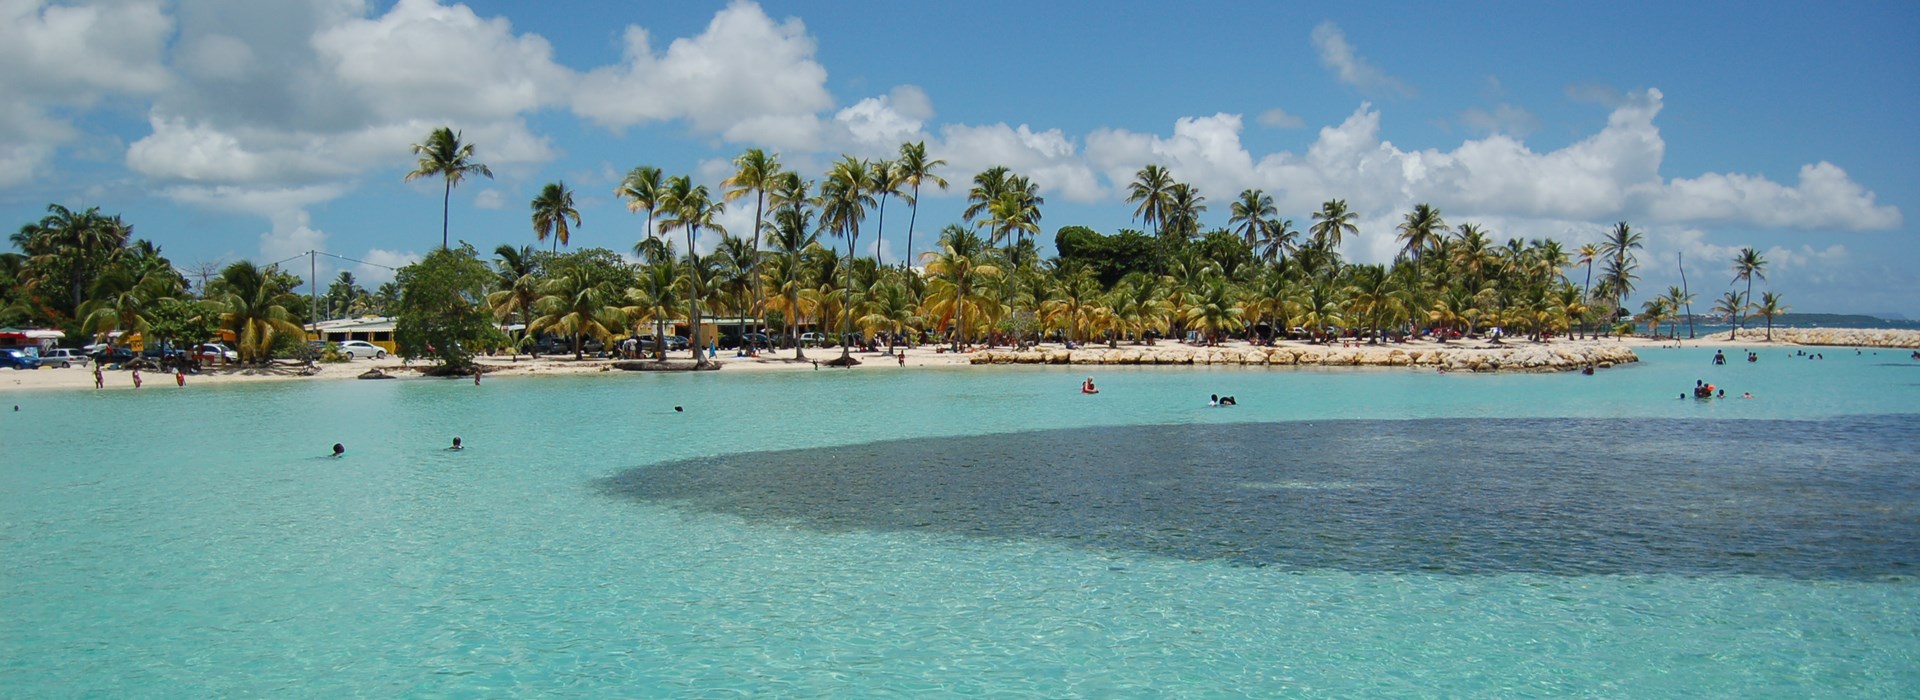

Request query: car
[
  {"left": 39, "top": 348, "right": 88, "bottom": 368},
  {"left": 798, "top": 332, "right": 828, "bottom": 347},
  {"left": 195, "top": 343, "right": 239, "bottom": 363},
  {"left": 336, "top": 340, "right": 387, "bottom": 360},
  {"left": 0, "top": 349, "right": 42, "bottom": 370},
  {"left": 720, "top": 332, "right": 774, "bottom": 350},
  {"left": 88, "top": 346, "right": 135, "bottom": 364},
  {"left": 636, "top": 334, "right": 689, "bottom": 351}
]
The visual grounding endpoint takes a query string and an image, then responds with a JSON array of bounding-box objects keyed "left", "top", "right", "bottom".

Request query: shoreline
[{"left": 5, "top": 327, "right": 1916, "bottom": 394}]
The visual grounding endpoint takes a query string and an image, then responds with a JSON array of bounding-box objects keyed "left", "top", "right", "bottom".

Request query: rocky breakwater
[
  {"left": 1731, "top": 327, "right": 1920, "bottom": 349},
  {"left": 969, "top": 342, "right": 1638, "bottom": 373}
]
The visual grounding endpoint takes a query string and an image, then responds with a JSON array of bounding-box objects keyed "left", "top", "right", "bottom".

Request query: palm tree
[
  {"left": 1310, "top": 199, "right": 1360, "bottom": 251},
  {"left": 1162, "top": 183, "right": 1207, "bottom": 241},
  {"left": 1575, "top": 243, "right": 1600, "bottom": 337},
  {"left": 1395, "top": 203, "right": 1446, "bottom": 333},
  {"left": 1662, "top": 286, "right": 1692, "bottom": 340},
  {"left": 78, "top": 268, "right": 175, "bottom": 346},
  {"left": 13, "top": 204, "right": 132, "bottom": 316},
  {"left": 1711, "top": 291, "right": 1746, "bottom": 340},
  {"left": 921, "top": 225, "right": 1000, "bottom": 351},
  {"left": 1184, "top": 274, "right": 1245, "bottom": 345},
  {"left": 1730, "top": 247, "right": 1767, "bottom": 331},
  {"left": 211, "top": 261, "right": 306, "bottom": 363},
  {"left": 530, "top": 181, "right": 581, "bottom": 252},
  {"left": 895, "top": 141, "right": 947, "bottom": 266},
  {"left": 1126, "top": 164, "right": 1174, "bottom": 238},
  {"left": 405, "top": 127, "right": 493, "bottom": 249},
  {"left": 659, "top": 176, "right": 726, "bottom": 368},
  {"left": 857, "top": 281, "right": 919, "bottom": 355},
  {"left": 867, "top": 159, "right": 905, "bottom": 267},
  {"left": 1754, "top": 291, "right": 1788, "bottom": 342},
  {"left": 1254, "top": 218, "right": 1299, "bottom": 265},
  {"left": 1637, "top": 298, "right": 1670, "bottom": 338},
  {"left": 627, "top": 258, "right": 685, "bottom": 361},
  {"left": 486, "top": 245, "right": 541, "bottom": 357},
  {"left": 1228, "top": 189, "right": 1277, "bottom": 248},
  {"left": 819, "top": 156, "right": 877, "bottom": 361},
  {"left": 617, "top": 165, "right": 666, "bottom": 244},
  {"left": 1599, "top": 221, "right": 1643, "bottom": 318},
  {"left": 765, "top": 178, "right": 819, "bottom": 358},
  {"left": 962, "top": 166, "right": 1010, "bottom": 227},
  {"left": 529, "top": 270, "right": 624, "bottom": 360},
  {"left": 722, "top": 149, "right": 781, "bottom": 337}
]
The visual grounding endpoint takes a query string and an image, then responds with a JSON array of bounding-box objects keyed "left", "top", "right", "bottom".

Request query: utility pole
[{"left": 309, "top": 250, "right": 318, "bottom": 332}]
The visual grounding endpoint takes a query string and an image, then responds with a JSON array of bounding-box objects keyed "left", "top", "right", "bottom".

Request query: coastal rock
[{"left": 967, "top": 341, "right": 1638, "bottom": 372}]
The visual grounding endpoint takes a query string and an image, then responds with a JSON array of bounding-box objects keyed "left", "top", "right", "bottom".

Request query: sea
[{"left": 2, "top": 345, "right": 1916, "bottom": 696}]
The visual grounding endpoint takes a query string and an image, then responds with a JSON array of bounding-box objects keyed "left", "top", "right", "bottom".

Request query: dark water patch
[{"left": 599, "top": 416, "right": 1920, "bottom": 579}]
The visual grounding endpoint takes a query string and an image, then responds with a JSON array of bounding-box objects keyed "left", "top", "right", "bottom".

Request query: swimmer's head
[
  {"left": 332, "top": 443, "right": 345, "bottom": 456},
  {"left": 674, "top": 405, "right": 684, "bottom": 412}
]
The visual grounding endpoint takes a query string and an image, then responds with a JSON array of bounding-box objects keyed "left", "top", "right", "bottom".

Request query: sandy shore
[{"left": 4, "top": 328, "right": 1913, "bottom": 395}]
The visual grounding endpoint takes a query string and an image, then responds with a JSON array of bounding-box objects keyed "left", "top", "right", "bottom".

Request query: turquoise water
[{"left": 3, "top": 347, "right": 1917, "bottom": 696}]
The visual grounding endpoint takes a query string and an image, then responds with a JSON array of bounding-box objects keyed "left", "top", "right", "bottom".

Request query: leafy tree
[
  {"left": 1126, "top": 164, "right": 1174, "bottom": 238},
  {"left": 895, "top": 141, "right": 947, "bottom": 265},
  {"left": 146, "top": 297, "right": 220, "bottom": 354},
  {"left": 1730, "top": 247, "right": 1767, "bottom": 330},
  {"left": 1600, "top": 221, "right": 1643, "bottom": 316},
  {"left": 722, "top": 148, "right": 781, "bottom": 335},
  {"left": 659, "top": 175, "right": 727, "bottom": 367},
  {"left": 1754, "top": 291, "right": 1788, "bottom": 341},
  {"left": 820, "top": 156, "right": 876, "bottom": 360},
  {"left": 1054, "top": 226, "right": 1159, "bottom": 287},
  {"left": 1310, "top": 199, "right": 1359, "bottom": 250},
  {"left": 11, "top": 204, "right": 132, "bottom": 320},
  {"left": 405, "top": 127, "right": 493, "bottom": 249},
  {"left": 210, "top": 261, "right": 306, "bottom": 363},
  {"left": 1710, "top": 291, "right": 1747, "bottom": 340},
  {"left": 393, "top": 245, "right": 497, "bottom": 370}
]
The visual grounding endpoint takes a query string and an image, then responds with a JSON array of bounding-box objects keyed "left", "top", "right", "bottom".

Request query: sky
[{"left": 4, "top": 0, "right": 1916, "bottom": 316}]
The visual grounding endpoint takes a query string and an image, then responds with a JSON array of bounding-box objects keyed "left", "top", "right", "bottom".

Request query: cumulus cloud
[
  {"left": 354, "top": 248, "right": 422, "bottom": 286},
  {"left": 1310, "top": 22, "right": 1412, "bottom": 97},
  {"left": 1459, "top": 104, "right": 1540, "bottom": 136},
  {"left": 0, "top": 0, "right": 173, "bottom": 185},
  {"left": 473, "top": 188, "right": 505, "bottom": 210},
  {"left": 935, "top": 122, "right": 1105, "bottom": 203},
  {"left": 573, "top": 1, "right": 832, "bottom": 140}
]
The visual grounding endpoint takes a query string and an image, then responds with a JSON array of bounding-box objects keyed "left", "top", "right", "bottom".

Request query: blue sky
[{"left": 5, "top": 0, "right": 1916, "bottom": 316}]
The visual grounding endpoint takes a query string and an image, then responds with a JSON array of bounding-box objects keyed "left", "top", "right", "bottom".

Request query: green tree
[
  {"left": 393, "top": 245, "right": 497, "bottom": 370},
  {"left": 1126, "top": 164, "right": 1174, "bottom": 238},
  {"left": 404, "top": 127, "right": 493, "bottom": 249},
  {"left": 921, "top": 224, "right": 1000, "bottom": 351},
  {"left": 1754, "top": 291, "right": 1788, "bottom": 342},
  {"left": 1730, "top": 247, "right": 1767, "bottom": 331},
  {"left": 820, "top": 156, "right": 876, "bottom": 361},
  {"left": 1710, "top": 291, "right": 1746, "bottom": 340},
  {"left": 1310, "top": 199, "right": 1359, "bottom": 250},
  {"left": 659, "top": 175, "right": 727, "bottom": 368},
  {"left": 1395, "top": 203, "right": 1445, "bottom": 331},
  {"left": 530, "top": 181, "right": 581, "bottom": 252},
  {"left": 11, "top": 204, "right": 133, "bottom": 320},
  {"left": 1599, "top": 221, "right": 1643, "bottom": 317},
  {"left": 211, "top": 261, "right": 307, "bottom": 363},
  {"left": 1228, "top": 189, "right": 1277, "bottom": 248},
  {"left": 722, "top": 148, "right": 782, "bottom": 336},
  {"left": 529, "top": 268, "right": 625, "bottom": 360}
]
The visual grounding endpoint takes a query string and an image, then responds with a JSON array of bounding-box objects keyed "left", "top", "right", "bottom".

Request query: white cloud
[
  {"left": 1310, "top": 22, "right": 1412, "bottom": 97},
  {"left": 935, "top": 122, "right": 1105, "bottom": 203},
  {"left": 1257, "top": 108, "right": 1305, "bottom": 129},
  {"left": 0, "top": 0, "right": 173, "bottom": 184},
  {"left": 835, "top": 85, "right": 932, "bottom": 149},
  {"left": 1644, "top": 162, "right": 1901, "bottom": 230},
  {"left": 573, "top": 1, "right": 832, "bottom": 139},
  {"left": 355, "top": 248, "right": 421, "bottom": 286}
]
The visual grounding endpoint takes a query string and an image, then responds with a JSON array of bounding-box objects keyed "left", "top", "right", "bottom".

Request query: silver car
[
  {"left": 39, "top": 348, "right": 88, "bottom": 368},
  {"left": 336, "top": 340, "right": 387, "bottom": 360}
]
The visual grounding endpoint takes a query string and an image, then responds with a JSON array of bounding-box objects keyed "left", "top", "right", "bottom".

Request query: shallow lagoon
[{"left": 3, "top": 347, "right": 1916, "bottom": 696}]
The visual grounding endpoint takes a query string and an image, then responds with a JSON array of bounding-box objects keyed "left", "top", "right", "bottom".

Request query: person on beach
[
  {"left": 331, "top": 443, "right": 345, "bottom": 458},
  {"left": 175, "top": 369, "right": 184, "bottom": 387},
  {"left": 448, "top": 437, "right": 463, "bottom": 451},
  {"left": 131, "top": 368, "right": 142, "bottom": 389},
  {"left": 473, "top": 371, "right": 481, "bottom": 386},
  {"left": 93, "top": 366, "right": 103, "bottom": 389}
]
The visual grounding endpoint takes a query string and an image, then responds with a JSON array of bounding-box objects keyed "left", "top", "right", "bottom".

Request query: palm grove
[{"left": 4, "top": 127, "right": 1791, "bottom": 366}]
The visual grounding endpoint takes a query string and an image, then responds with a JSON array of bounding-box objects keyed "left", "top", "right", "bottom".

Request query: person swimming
[
  {"left": 1081, "top": 377, "right": 1099, "bottom": 394},
  {"left": 1209, "top": 394, "right": 1219, "bottom": 407},
  {"left": 331, "top": 443, "right": 345, "bottom": 458},
  {"left": 1219, "top": 395, "right": 1237, "bottom": 406},
  {"left": 449, "top": 437, "right": 464, "bottom": 451}
]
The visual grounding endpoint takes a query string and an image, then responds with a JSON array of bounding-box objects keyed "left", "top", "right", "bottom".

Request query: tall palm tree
[
  {"left": 13, "top": 204, "right": 132, "bottom": 316},
  {"left": 530, "top": 181, "right": 581, "bottom": 252},
  {"left": 1575, "top": 242, "right": 1600, "bottom": 337},
  {"left": 895, "top": 141, "right": 947, "bottom": 266},
  {"left": 1711, "top": 291, "right": 1746, "bottom": 340},
  {"left": 1395, "top": 203, "right": 1446, "bottom": 333},
  {"left": 867, "top": 159, "right": 906, "bottom": 267},
  {"left": 819, "top": 156, "right": 877, "bottom": 361},
  {"left": 1228, "top": 189, "right": 1278, "bottom": 247},
  {"left": 1754, "top": 291, "right": 1788, "bottom": 342},
  {"left": 78, "top": 268, "right": 175, "bottom": 345},
  {"left": 1599, "top": 221, "right": 1643, "bottom": 318},
  {"left": 1126, "top": 164, "right": 1175, "bottom": 238},
  {"left": 617, "top": 165, "right": 666, "bottom": 244},
  {"left": 486, "top": 245, "right": 541, "bottom": 356},
  {"left": 722, "top": 149, "right": 781, "bottom": 337},
  {"left": 764, "top": 206, "right": 820, "bottom": 358},
  {"left": 405, "top": 127, "right": 493, "bottom": 249},
  {"left": 857, "top": 281, "right": 919, "bottom": 355},
  {"left": 1310, "top": 199, "right": 1360, "bottom": 251},
  {"left": 1254, "top": 218, "right": 1299, "bottom": 265},
  {"left": 1730, "top": 247, "right": 1767, "bottom": 331},
  {"left": 211, "top": 260, "right": 306, "bottom": 363},
  {"left": 659, "top": 175, "right": 727, "bottom": 367}
]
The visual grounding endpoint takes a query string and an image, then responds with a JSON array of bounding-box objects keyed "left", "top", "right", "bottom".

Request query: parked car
[
  {"left": 88, "top": 346, "right": 135, "bottom": 365},
  {"left": 636, "top": 334, "right": 689, "bottom": 351},
  {"left": 798, "top": 332, "right": 828, "bottom": 347},
  {"left": 336, "top": 340, "right": 387, "bottom": 360},
  {"left": 0, "top": 349, "right": 42, "bottom": 370},
  {"left": 195, "top": 343, "right": 239, "bottom": 363},
  {"left": 720, "top": 332, "right": 774, "bottom": 350},
  {"left": 40, "top": 348, "right": 88, "bottom": 368}
]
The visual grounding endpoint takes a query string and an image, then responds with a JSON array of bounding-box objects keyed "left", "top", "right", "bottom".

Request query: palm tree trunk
[
  {"left": 687, "top": 227, "right": 708, "bottom": 369},
  {"left": 749, "top": 191, "right": 765, "bottom": 338},
  {"left": 441, "top": 179, "right": 452, "bottom": 249},
  {"left": 841, "top": 235, "right": 857, "bottom": 361},
  {"left": 905, "top": 184, "right": 921, "bottom": 270}
]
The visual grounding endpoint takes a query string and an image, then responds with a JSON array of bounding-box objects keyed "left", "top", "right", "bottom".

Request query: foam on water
[{"left": 3, "top": 347, "right": 1917, "bottom": 696}]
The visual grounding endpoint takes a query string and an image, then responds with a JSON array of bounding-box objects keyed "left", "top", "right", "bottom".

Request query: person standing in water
[
  {"left": 448, "top": 437, "right": 464, "bottom": 451},
  {"left": 93, "top": 366, "right": 103, "bottom": 389},
  {"left": 131, "top": 368, "right": 142, "bottom": 389},
  {"left": 331, "top": 443, "right": 345, "bottom": 458}
]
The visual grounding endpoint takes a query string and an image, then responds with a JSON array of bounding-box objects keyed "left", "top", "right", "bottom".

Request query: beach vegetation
[
  {"left": 393, "top": 244, "right": 498, "bottom": 370},
  {"left": 405, "top": 127, "right": 493, "bottom": 250},
  {"left": 210, "top": 260, "right": 307, "bottom": 363}
]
